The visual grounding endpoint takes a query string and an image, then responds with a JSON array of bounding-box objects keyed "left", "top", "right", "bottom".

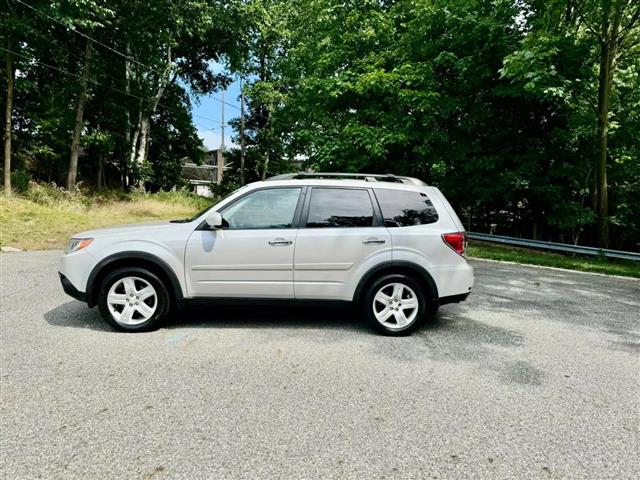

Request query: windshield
[{"left": 170, "top": 188, "right": 247, "bottom": 223}]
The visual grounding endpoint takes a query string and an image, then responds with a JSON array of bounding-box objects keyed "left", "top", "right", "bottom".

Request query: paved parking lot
[{"left": 1, "top": 250, "right": 638, "bottom": 479}]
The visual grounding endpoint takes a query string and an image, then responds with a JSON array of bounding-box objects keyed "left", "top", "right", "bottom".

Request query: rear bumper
[
  {"left": 59, "top": 273, "right": 86, "bottom": 302},
  {"left": 431, "top": 260, "right": 474, "bottom": 298}
]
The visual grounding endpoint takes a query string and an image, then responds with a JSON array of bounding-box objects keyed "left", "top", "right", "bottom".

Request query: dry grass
[{"left": 1, "top": 193, "right": 211, "bottom": 251}]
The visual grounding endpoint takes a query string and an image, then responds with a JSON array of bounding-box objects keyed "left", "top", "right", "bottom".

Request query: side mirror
[{"left": 205, "top": 211, "right": 223, "bottom": 229}]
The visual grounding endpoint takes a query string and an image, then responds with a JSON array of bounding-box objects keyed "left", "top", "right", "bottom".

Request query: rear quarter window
[{"left": 375, "top": 189, "right": 439, "bottom": 227}]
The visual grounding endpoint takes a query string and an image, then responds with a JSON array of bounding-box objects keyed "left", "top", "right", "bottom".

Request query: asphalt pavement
[{"left": 1, "top": 250, "right": 639, "bottom": 479}]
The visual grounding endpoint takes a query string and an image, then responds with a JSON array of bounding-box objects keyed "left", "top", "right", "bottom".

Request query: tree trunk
[
  {"left": 128, "top": 108, "right": 142, "bottom": 179},
  {"left": 594, "top": 0, "right": 623, "bottom": 248},
  {"left": 240, "top": 79, "right": 245, "bottom": 186},
  {"left": 261, "top": 154, "right": 269, "bottom": 180},
  {"left": 67, "top": 39, "right": 93, "bottom": 190},
  {"left": 134, "top": 116, "right": 151, "bottom": 173},
  {"left": 595, "top": 43, "right": 612, "bottom": 247},
  {"left": 3, "top": 42, "right": 14, "bottom": 197},
  {"left": 131, "top": 48, "right": 174, "bottom": 187},
  {"left": 97, "top": 153, "right": 104, "bottom": 190},
  {"left": 123, "top": 44, "right": 132, "bottom": 189}
]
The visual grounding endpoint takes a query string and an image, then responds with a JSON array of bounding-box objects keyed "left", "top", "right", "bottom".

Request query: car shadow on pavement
[
  {"left": 44, "top": 299, "right": 526, "bottom": 352},
  {"left": 44, "top": 301, "right": 113, "bottom": 332},
  {"left": 44, "top": 300, "right": 467, "bottom": 336},
  {"left": 44, "top": 300, "right": 375, "bottom": 333},
  {"left": 168, "top": 304, "right": 372, "bottom": 333}
]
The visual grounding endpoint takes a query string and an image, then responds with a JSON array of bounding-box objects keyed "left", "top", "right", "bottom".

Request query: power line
[
  {"left": 193, "top": 114, "right": 223, "bottom": 125},
  {"left": 0, "top": 45, "right": 224, "bottom": 126},
  {"left": 15, "top": 0, "right": 165, "bottom": 77},
  {"left": 15, "top": 0, "right": 248, "bottom": 115},
  {"left": 21, "top": 19, "right": 126, "bottom": 88},
  {"left": 206, "top": 92, "right": 242, "bottom": 112},
  {"left": 0, "top": 45, "right": 149, "bottom": 107},
  {"left": 1, "top": 45, "right": 226, "bottom": 150}
]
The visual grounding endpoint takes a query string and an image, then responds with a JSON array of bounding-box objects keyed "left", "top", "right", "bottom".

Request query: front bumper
[
  {"left": 439, "top": 292, "right": 470, "bottom": 306},
  {"left": 59, "top": 273, "right": 86, "bottom": 302}
]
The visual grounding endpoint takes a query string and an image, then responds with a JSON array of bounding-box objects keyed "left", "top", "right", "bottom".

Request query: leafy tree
[
  {"left": 1, "top": 0, "right": 244, "bottom": 192},
  {"left": 244, "top": 0, "right": 639, "bottom": 249},
  {"left": 502, "top": 0, "right": 640, "bottom": 247},
  {"left": 230, "top": 0, "right": 296, "bottom": 181}
]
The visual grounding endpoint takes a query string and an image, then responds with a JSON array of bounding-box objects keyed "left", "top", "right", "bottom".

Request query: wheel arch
[
  {"left": 353, "top": 261, "right": 439, "bottom": 311},
  {"left": 86, "top": 251, "right": 183, "bottom": 307}
]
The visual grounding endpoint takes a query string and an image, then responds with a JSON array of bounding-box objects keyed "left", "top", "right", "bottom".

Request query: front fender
[{"left": 86, "top": 241, "right": 185, "bottom": 306}]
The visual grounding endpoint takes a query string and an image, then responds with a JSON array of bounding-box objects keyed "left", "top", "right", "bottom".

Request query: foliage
[
  {"left": 10, "top": 169, "right": 30, "bottom": 193},
  {"left": 231, "top": 0, "right": 640, "bottom": 250},
  {"left": 1, "top": 0, "right": 243, "bottom": 190},
  {"left": 2, "top": 0, "right": 640, "bottom": 250},
  {"left": 24, "top": 181, "right": 86, "bottom": 205}
]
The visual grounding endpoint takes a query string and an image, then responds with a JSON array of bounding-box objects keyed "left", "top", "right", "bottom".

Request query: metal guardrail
[{"left": 467, "top": 232, "right": 640, "bottom": 262}]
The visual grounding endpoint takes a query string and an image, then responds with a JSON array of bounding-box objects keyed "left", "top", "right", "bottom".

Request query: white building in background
[{"left": 181, "top": 148, "right": 232, "bottom": 197}]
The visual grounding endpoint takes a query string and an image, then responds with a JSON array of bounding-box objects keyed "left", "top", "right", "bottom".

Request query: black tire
[
  {"left": 362, "top": 274, "right": 427, "bottom": 336},
  {"left": 98, "top": 267, "right": 171, "bottom": 332}
]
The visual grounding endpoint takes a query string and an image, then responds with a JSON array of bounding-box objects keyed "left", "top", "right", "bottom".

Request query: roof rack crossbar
[{"left": 266, "top": 172, "right": 426, "bottom": 185}]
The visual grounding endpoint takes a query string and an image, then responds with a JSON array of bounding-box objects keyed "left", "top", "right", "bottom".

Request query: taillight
[{"left": 442, "top": 232, "right": 467, "bottom": 256}]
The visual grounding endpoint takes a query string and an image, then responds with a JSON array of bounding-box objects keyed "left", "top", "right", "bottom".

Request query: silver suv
[{"left": 59, "top": 173, "right": 474, "bottom": 335}]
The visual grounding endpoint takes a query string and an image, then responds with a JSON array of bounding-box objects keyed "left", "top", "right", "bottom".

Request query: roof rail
[{"left": 266, "top": 172, "right": 427, "bottom": 186}]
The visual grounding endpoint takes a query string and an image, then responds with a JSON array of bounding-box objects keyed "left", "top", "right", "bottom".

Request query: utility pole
[
  {"left": 220, "top": 89, "right": 225, "bottom": 151},
  {"left": 240, "top": 77, "right": 246, "bottom": 186}
]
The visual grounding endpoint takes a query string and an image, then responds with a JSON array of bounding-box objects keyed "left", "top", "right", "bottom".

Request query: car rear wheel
[
  {"left": 362, "top": 274, "right": 426, "bottom": 336},
  {"left": 98, "top": 267, "right": 170, "bottom": 332}
]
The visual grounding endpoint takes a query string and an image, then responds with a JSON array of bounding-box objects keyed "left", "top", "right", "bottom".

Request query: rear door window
[
  {"left": 375, "top": 189, "right": 439, "bottom": 227},
  {"left": 306, "top": 188, "right": 374, "bottom": 228}
]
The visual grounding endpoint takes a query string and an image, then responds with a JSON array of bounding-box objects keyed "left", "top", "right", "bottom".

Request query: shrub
[
  {"left": 10, "top": 170, "right": 31, "bottom": 194},
  {"left": 25, "top": 181, "right": 69, "bottom": 205},
  {"left": 23, "top": 181, "right": 94, "bottom": 206}
]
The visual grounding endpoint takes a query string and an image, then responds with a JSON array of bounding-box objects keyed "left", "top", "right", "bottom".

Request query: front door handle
[
  {"left": 269, "top": 238, "right": 293, "bottom": 246},
  {"left": 363, "top": 238, "right": 386, "bottom": 245}
]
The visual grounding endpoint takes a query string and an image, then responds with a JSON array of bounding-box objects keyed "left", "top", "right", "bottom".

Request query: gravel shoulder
[{"left": 1, "top": 251, "right": 639, "bottom": 479}]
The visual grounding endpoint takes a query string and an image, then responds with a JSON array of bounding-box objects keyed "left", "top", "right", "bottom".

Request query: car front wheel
[
  {"left": 363, "top": 274, "right": 426, "bottom": 336},
  {"left": 98, "top": 267, "right": 170, "bottom": 332}
]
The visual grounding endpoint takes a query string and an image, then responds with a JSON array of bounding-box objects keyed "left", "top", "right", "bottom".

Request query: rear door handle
[
  {"left": 269, "top": 238, "right": 293, "bottom": 246},
  {"left": 363, "top": 238, "right": 386, "bottom": 245}
]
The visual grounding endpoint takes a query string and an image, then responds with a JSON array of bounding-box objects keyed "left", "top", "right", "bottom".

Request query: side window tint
[
  {"left": 307, "top": 188, "right": 374, "bottom": 228},
  {"left": 221, "top": 188, "right": 301, "bottom": 229},
  {"left": 375, "top": 189, "right": 439, "bottom": 227}
]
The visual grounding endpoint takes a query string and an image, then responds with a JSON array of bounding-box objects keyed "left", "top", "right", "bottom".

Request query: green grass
[
  {"left": 0, "top": 186, "right": 212, "bottom": 251},
  {"left": 469, "top": 241, "right": 640, "bottom": 278}
]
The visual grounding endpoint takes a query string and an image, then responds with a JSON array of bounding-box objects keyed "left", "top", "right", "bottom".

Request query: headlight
[{"left": 65, "top": 238, "right": 93, "bottom": 254}]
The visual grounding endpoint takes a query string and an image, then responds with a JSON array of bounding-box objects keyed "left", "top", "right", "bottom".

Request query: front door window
[{"left": 222, "top": 188, "right": 302, "bottom": 229}]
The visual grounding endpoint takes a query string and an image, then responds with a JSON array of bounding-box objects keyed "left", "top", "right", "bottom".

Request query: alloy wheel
[
  {"left": 372, "top": 282, "right": 419, "bottom": 330},
  {"left": 106, "top": 276, "right": 158, "bottom": 326}
]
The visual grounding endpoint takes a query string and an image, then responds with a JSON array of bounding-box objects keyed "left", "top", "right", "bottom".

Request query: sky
[{"left": 190, "top": 62, "right": 242, "bottom": 151}]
